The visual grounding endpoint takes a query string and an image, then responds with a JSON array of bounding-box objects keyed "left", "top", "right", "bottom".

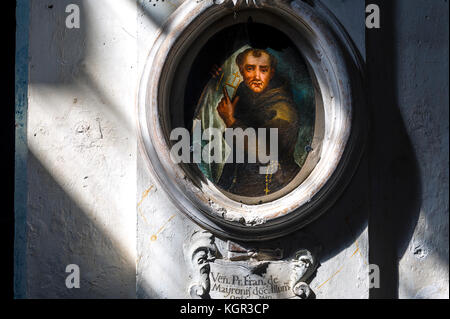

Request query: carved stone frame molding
[{"left": 138, "top": 0, "right": 366, "bottom": 241}]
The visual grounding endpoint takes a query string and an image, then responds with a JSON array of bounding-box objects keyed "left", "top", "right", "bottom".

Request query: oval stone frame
[{"left": 138, "top": 0, "right": 366, "bottom": 241}]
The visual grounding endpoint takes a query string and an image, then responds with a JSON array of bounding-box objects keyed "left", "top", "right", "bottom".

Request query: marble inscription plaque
[
  {"left": 209, "top": 260, "right": 296, "bottom": 299},
  {"left": 187, "top": 231, "right": 317, "bottom": 299}
]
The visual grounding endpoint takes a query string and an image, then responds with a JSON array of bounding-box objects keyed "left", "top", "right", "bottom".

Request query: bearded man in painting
[{"left": 216, "top": 48, "right": 300, "bottom": 196}]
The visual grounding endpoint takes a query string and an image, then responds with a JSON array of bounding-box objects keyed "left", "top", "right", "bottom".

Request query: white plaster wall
[
  {"left": 25, "top": 0, "right": 138, "bottom": 298},
  {"left": 394, "top": 0, "right": 449, "bottom": 299},
  {"left": 135, "top": 0, "right": 196, "bottom": 299}
]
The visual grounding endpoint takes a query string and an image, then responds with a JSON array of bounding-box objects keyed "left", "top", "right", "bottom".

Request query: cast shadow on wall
[
  {"left": 366, "top": 0, "right": 422, "bottom": 299},
  {"left": 25, "top": 152, "right": 138, "bottom": 298}
]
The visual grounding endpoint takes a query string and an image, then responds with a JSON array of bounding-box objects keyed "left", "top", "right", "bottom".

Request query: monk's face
[{"left": 241, "top": 52, "right": 274, "bottom": 93}]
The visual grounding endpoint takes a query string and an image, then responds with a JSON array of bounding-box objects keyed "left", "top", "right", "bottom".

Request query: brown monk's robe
[{"left": 217, "top": 80, "right": 300, "bottom": 197}]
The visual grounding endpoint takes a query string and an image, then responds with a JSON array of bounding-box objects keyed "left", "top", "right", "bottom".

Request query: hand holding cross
[{"left": 217, "top": 86, "right": 240, "bottom": 127}]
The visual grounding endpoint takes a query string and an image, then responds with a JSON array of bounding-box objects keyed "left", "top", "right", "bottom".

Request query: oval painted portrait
[{"left": 184, "top": 23, "right": 316, "bottom": 202}]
